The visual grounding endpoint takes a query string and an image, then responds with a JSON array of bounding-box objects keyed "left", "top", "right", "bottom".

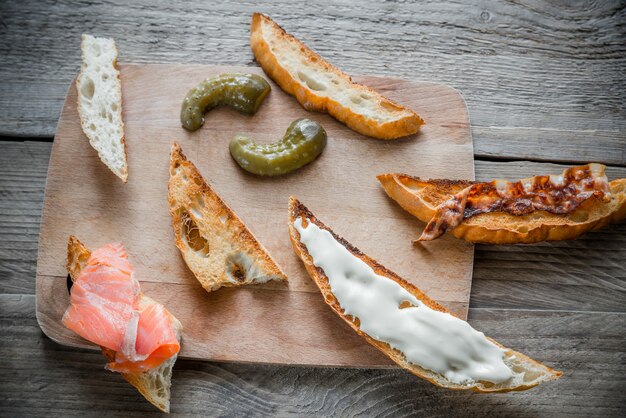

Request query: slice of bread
[
  {"left": 168, "top": 143, "right": 287, "bottom": 292},
  {"left": 378, "top": 173, "right": 626, "bottom": 244},
  {"left": 76, "top": 34, "right": 128, "bottom": 182},
  {"left": 288, "top": 197, "right": 562, "bottom": 392},
  {"left": 66, "top": 236, "right": 181, "bottom": 413},
  {"left": 250, "top": 13, "right": 424, "bottom": 140}
]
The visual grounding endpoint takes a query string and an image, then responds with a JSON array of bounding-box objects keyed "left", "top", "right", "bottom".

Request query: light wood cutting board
[{"left": 36, "top": 64, "right": 475, "bottom": 367}]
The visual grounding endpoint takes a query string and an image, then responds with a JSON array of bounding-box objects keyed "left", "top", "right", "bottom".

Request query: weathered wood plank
[
  {"left": 2, "top": 1, "right": 625, "bottom": 415},
  {"left": 0, "top": 141, "right": 48, "bottom": 294},
  {"left": 1, "top": 295, "right": 624, "bottom": 416},
  {"left": 474, "top": 160, "right": 626, "bottom": 182},
  {"left": 1, "top": 141, "right": 625, "bottom": 314},
  {"left": 0, "top": 0, "right": 625, "bottom": 164}
]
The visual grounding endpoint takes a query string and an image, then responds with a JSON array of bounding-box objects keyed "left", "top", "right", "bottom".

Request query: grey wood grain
[
  {"left": 1, "top": 0, "right": 625, "bottom": 164},
  {"left": 0, "top": 141, "right": 48, "bottom": 295},
  {"left": 2, "top": 294, "right": 625, "bottom": 417},
  {"left": 1, "top": 0, "right": 626, "bottom": 415}
]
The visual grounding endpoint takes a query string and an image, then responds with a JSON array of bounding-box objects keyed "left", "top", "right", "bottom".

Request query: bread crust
[
  {"left": 250, "top": 13, "right": 424, "bottom": 140},
  {"left": 288, "top": 197, "right": 561, "bottom": 392},
  {"left": 76, "top": 34, "right": 128, "bottom": 182},
  {"left": 66, "top": 236, "right": 181, "bottom": 412},
  {"left": 168, "top": 143, "right": 287, "bottom": 292},
  {"left": 378, "top": 173, "right": 626, "bottom": 244}
]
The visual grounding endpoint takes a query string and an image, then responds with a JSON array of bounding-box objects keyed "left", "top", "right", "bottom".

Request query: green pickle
[
  {"left": 181, "top": 73, "right": 270, "bottom": 131},
  {"left": 229, "top": 118, "right": 327, "bottom": 176}
]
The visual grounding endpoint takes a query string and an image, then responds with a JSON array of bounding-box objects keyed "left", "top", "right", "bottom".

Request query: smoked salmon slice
[{"left": 63, "top": 242, "right": 180, "bottom": 373}]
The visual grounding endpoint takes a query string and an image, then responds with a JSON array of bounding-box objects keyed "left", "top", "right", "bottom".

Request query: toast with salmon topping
[{"left": 66, "top": 236, "right": 182, "bottom": 413}]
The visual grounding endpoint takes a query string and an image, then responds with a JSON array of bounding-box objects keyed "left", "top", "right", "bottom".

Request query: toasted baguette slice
[
  {"left": 378, "top": 173, "right": 626, "bottom": 244},
  {"left": 76, "top": 34, "right": 128, "bottom": 182},
  {"left": 288, "top": 198, "right": 561, "bottom": 392},
  {"left": 168, "top": 143, "right": 287, "bottom": 292},
  {"left": 66, "top": 236, "right": 181, "bottom": 413},
  {"left": 250, "top": 13, "right": 424, "bottom": 140}
]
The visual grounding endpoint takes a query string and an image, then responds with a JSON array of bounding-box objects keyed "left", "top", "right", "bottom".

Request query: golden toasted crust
[
  {"left": 66, "top": 235, "right": 91, "bottom": 281},
  {"left": 250, "top": 13, "right": 424, "bottom": 140},
  {"left": 66, "top": 236, "right": 181, "bottom": 412},
  {"left": 377, "top": 173, "right": 626, "bottom": 244},
  {"left": 288, "top": 197, "right": 561, "bottom": 392},
  {"left": 168, "top": 143, "right": 287, "bottom": 292}
]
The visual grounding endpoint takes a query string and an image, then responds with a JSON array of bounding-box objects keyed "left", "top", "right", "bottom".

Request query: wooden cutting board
[{"left": 36, "top": 64, "right": 475, "bottom": 367}]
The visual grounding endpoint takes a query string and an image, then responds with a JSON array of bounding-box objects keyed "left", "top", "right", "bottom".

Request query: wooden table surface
[{"left": 1, "top": 1, "right": 624, "bottom": 416}]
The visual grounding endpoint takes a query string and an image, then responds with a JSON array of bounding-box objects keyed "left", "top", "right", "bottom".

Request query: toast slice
[
  {"left": 250, "top": 13, "right": 424, "bottom": 140},
  {"left": 288, "top": 198, "right": 561, "bottom": 392},
  {"left": 168, "top": 143, "right": 287, "bottom": 292},
  {"left": 66, "top": 236, "right": 181, "bottom": 413},
  {"left": 76, "top": 34, "right": 128, "bottom": 182},
  {"left": 378, "top": 172, "right": 626, "bottom": 244}
]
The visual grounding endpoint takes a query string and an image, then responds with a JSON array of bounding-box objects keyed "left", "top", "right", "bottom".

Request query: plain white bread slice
[
  {"left": 76, "top": 34, "right": 128, "bottom": 182},
  {"left": 288, "top": 197, "right": 562, "bottom": 392},
  {"left": 250, "top": 13, "right": 424, "bottom": 140}
]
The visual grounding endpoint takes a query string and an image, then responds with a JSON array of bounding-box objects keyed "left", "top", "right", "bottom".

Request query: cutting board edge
[{"left": 35, "top": 64, "right": 476, "bottom": 367}]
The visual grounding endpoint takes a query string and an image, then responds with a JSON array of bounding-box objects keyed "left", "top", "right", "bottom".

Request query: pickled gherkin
[
  {"left": 229, "top": 118, "right": 327, "bottom": 176},
  {"left": 181, "top": 74, "right": 270, "bottom": 131}
]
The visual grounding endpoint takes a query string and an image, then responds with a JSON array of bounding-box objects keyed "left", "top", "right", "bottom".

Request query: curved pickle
[
  {"left": 229, "top": 118, "right": 327, "bottom": 176},
  {"left": 181, "top": 74, "right": 270, "bottom": 131}
]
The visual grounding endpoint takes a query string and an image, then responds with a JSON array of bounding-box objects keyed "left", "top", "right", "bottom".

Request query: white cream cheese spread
[{"left": 294, "top": 217, "right": 513, "bottom": 385}]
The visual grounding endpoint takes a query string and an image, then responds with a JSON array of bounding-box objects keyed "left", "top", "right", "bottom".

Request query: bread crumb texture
[{"left": 76, "top": 34, "right": 127, "bottom": 181}]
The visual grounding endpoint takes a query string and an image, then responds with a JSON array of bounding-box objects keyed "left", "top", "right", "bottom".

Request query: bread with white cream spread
[{"left": 288, "top": 197, "right": 561, "bottom": 392}]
